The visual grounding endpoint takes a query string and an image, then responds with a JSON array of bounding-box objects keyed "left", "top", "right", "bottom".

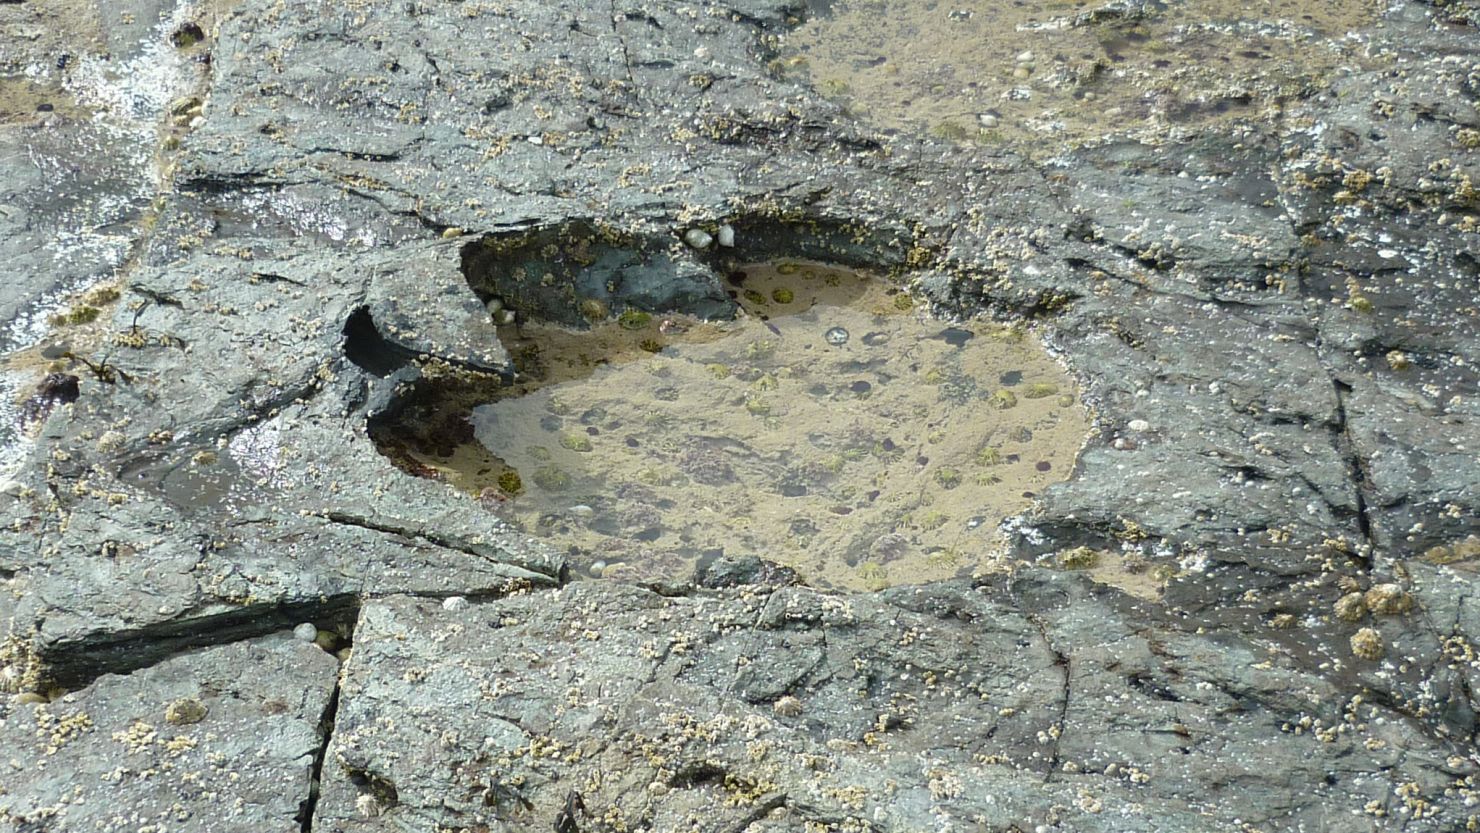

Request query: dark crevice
[
  {"left": 308, "top": 510, "right": 561, "bottom": 584},
  {"left": 40, "top": 594, "right": 361, "bottom": 692},
  {"left": 1330, "top": 378, "right": 1376, "bottom": 565},
  {"left": 342, "top": 306, "right": 415, "bottom": 377},
  {"left": 1127, "top": 672, "right": 1182, "bottom": 702},
  {"left": 250, "top": 271, "right": 308, "bottom": 287},
  {"left": 729, "top": 794, "right": 788, "bottom": 831},
  {"left": 297, "top": 677, "right": 343, "bottom": 833},
  {"left": 1024, "top": 612, "right": 1071, "bottom": 783},
  {"left": 340, "top": 186, "right": 454, "bottom": 235},
  {"left": 177, "top": 173, "right": 307, "bottom": 196},
  {"left": 608, "top": 0, "right": 635, "bottom": 84},
  {"left": 670, "top": 761, "right": 727, "bottom": 788},
  {"left": 342, "top": 305, "right": 514, "bottom": 381}
]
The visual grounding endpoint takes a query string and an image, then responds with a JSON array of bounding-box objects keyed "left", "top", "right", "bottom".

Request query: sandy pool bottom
[
  {"left": 782, "top": 0, "right": 1384, "bottom": 152},
  {"left": 395, "top": 263, "right": 1092, "bottom": 591}
]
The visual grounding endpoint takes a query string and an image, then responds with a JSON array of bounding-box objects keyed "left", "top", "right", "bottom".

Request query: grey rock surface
[
  {"left": 315, "top": 580, "right": 1477, "bottom": 832},
  {"left": 0, "top": 633, "right": 337, "bottom": 832},
  {"left": 0, "top": 0, "right": 1477, "bottom": 828}
]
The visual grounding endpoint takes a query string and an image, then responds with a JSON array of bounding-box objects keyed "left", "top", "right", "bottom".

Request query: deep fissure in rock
[
  {"left": 1330, "top": 377, "right": 1377, "bottom": 563},
  {"left": 300, "top": 677, "right": 346, "bottom": 833},
  {"left": 42, "top": 596, "right": 362, "bottom": 692}
]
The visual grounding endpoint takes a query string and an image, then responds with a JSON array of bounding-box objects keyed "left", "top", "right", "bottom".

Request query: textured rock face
[
  {"left": 0, "top": 634, "right": 337, "bottom": 831},
  {"left": 316, "top": 580, "right": 1477, "bottom": 832},
  {"left": 0, "top": 0, "right": 1477, "bottom": 828}
]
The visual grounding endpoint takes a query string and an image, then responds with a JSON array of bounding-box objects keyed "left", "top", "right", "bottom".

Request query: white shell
[{"left": 684, "top": 228, "right": 714, "bottom": 250}]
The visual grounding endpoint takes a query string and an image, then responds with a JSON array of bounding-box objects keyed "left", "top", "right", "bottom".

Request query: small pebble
[
  {"left": 589, "top": 560, "right": 608, "bottom": 577},
  {"left": 716, "top": 224, "right": 735, "bottom": 247},
  {"left": 495, "top": 308, "right": 516, "bottom": 325},
  {"left": 293, "top": 622, "right": 318, "bottom": 642},
  {"left": 442, "top": 595, "right": 469, "bottom": 612},
  {"left": 824, "top": 326, "right": 849, "bottom": 346},
  {"left": 485, "top": 297, "right": 504, "bottom": 314},
  {"left": 1016, "top": 50, "right": 1035, "bottom": 63},
  {"left": 683, "top": 228, "right": 714, "bottom": 250}
]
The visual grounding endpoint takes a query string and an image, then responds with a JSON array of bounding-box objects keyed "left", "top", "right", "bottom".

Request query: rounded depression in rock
[{"left": 375, "top": 261, "right": 1091, "bottom": 591}]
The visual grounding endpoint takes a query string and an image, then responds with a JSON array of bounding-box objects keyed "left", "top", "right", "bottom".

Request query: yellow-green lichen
[
  {"left": 49, "top": 305, "right": 101, "bottom": 326},
  {"left": 560, "top": 433, "right": 593, "bottom": 452},
  {"left": 1056, "top": 546, "right": 1100, "bottom": 570},
  {"left": 618, "top": 309, "right": 652, "bottom": 330},
  {"left": 579, "top": 298, "right": 609, "bottom": 323},
  {"left": 497, "top": 470, "right": 524, "bottom": 494},
  {"left": 1023, "top": 383, "right": 1058, "bottom": 399},
  {"left": 532, "top": 466, "right": 571, "bottom": 491}
]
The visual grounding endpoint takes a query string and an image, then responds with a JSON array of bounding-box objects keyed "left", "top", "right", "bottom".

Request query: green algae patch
[{"left": 382, "top": 263, "right": 1092, "bottom": 591}]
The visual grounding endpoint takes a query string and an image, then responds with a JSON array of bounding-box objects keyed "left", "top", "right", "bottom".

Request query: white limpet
[
  {"left": 356, "top": 794, "right": 382, "bottom": 818},
  {"left": 442, "top": 595, "right": 469, "bottom": 612},
  {"left": 1128, "top": 419, "right": 1150, "bottom": 432}
]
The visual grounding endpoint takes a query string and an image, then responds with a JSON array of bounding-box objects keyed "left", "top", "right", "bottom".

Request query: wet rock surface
[{"left": 0, "top": 0, "right": 1477, "bottom": 828}]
